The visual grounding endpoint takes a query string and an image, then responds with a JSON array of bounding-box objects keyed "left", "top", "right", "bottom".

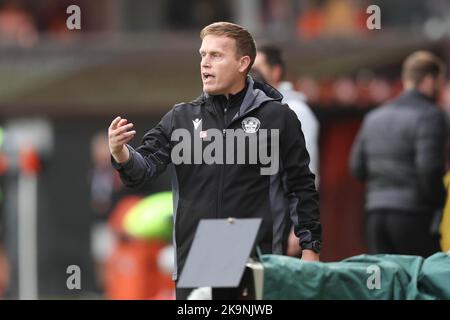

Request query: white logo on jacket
[
  {"left": 193, "top": 118, "right": 202, "bottom": 130},
  {"left": 242, "top": 117, "right": 260, "bottom": 133}
]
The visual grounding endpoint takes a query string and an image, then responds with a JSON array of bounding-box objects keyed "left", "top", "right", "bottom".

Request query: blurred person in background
[
  {"left": 109, "top": 22, "right": 321, "bottom": 299},
  {"left": 90, "top": 133, "right": 123, "bottom": 217},
  {"left": 350, "top": 51, "right": 448, "bottom": 257},
  {"left": 89, "top": 132, "right": 124, "bottom": 293},
  {"left": 253, "top": 44, "right": 320, "bottom": 257},
  {"left": 253, "top": 45, "right": 319, "bottom": 179}
]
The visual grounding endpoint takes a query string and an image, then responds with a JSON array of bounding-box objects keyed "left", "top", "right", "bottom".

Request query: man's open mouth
[{"left": 202, "top": 72, "right": 215, "bottom": 80}]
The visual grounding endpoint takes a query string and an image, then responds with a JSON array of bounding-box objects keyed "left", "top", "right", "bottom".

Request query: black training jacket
[{"left": 112, "top": 76, "right": 322, "bottom": 279}]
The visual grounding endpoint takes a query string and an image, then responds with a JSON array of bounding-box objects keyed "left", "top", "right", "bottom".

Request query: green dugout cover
[{"left": 262, "top": 252, "right": 450, "bottom": 300}]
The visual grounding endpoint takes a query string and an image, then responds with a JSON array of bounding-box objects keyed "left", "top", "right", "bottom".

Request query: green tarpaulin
[{"left": 262, "top": 252, "right": 450, "bottom": 300}]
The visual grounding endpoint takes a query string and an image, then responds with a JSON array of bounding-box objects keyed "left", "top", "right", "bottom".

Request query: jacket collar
[
  {"left": 201, "top": 75, "right": 283, "bottom": 120},
  {"left": 212, "top": 81, "right": 248, "bottom": 110},
  {"left": 400, "top": 89, "right": 437, "bottom": 104}
]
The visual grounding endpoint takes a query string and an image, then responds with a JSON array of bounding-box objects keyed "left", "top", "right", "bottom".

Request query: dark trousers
[{"left": 367, "top": 209, "right": 440, "bottom": 257}]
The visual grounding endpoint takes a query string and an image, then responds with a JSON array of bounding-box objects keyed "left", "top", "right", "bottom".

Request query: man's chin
[{"left": 203, "top": 86, "right": 221, "bottom": 95}]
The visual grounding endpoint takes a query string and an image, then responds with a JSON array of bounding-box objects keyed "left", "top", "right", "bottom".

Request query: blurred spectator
[
  {"left": 254, "top": 45, "right": 320, "bottom": 179},
  {"left": 350, "top": 51, "right": 448, "bottom": 257},
  {"left": 90, "top": 132, "right": 123, "bottom": 218},
  {"left": 89, "top": 132, "right": 123, "bottom": 291},
  {"left": 90, "top": 132, "right": 118, "bottom": 207},
  {"left": 0, "top": 0, "right": 38, "bottom": 47}
]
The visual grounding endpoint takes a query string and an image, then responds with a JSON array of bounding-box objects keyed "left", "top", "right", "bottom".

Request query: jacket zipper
[{"left": 205, "top": 91, "right": 275, "bottom": 217}]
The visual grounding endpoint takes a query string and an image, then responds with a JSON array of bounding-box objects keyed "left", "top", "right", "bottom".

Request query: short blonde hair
[
  {"left": 402, "top": 51, "right": 445, "bottom": 86},
  {"left": 200, "top": 22, "right": 256, "bottom": 73}
]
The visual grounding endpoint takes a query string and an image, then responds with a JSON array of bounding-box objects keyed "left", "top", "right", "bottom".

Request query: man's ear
[{"left": 238, "top": 56, "right": 251, "bottom": 73}]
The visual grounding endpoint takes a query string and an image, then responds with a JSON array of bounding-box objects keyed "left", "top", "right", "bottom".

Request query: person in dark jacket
[
  {"left": 350, "top": 51, "right": 447, "bottom": 257},
  {"left": 108, "top": 22, "right": 322, "bottom": 299}
]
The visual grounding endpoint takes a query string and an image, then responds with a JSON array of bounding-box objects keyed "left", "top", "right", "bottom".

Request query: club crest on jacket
[{"left": 242, "top": 117, "right": 260, "bottom": 133}]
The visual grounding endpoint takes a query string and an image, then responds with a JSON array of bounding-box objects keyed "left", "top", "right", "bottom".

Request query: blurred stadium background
[{"left": 0, "top": 0, "right": 450, "bottom": 299}]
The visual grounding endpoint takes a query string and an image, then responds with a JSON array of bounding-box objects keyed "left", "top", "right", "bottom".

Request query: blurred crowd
[
  {"left": 0, "top": 0, "right": 447, "bottom": 47},
  {"left": 0, "top": 0, "right": 81, "bottom": 47},
  {"left": 296, "top": 76, "right": 450, "bottom": 112}
]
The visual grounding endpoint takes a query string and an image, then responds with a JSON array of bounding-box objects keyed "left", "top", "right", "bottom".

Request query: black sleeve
[
  {"left": 111, "top": 109, "right": 173, "bottom": 188},
  {"left": 349, "top": 121, "right": 367, "bottom": 181},
  {"left": 415, "top": 109, "right": 447, "bottom": 207},
  {"left": 280, "top": 106, "right": 322, "bottom": 251}
]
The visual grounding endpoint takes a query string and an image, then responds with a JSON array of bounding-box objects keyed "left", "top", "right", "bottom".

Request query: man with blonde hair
[{"left": 109, "top": 22, "right": 321, "bottom": 299}]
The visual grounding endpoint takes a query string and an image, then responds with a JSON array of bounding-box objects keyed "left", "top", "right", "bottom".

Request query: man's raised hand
[{"left": 108, "top": 116, "right": 136, "bottom": 163}]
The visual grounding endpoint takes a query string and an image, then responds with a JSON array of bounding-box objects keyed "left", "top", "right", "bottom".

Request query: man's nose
[{"left": 201, "top": 56, "right": 211, "bottom": 68}]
